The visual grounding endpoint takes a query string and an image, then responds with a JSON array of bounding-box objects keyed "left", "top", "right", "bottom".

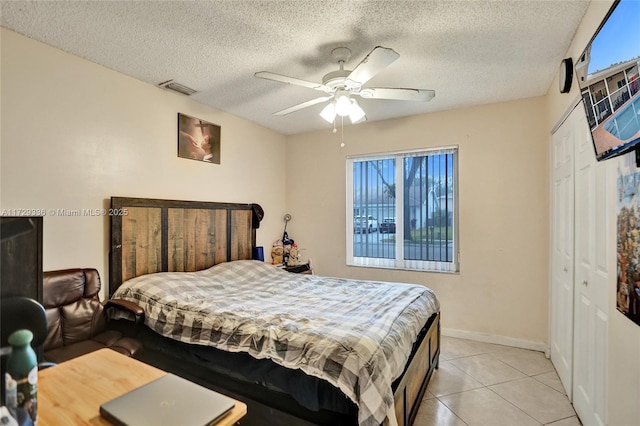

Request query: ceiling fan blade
[
  {"left": 273, "top": 96, "right": 333, "bottom": 116},
  {"left": 357, "top": 87, "right": 435, "bottom": 102},
  {"left": 345, "top": 46, "right": 400, "bottom": 88},
  {"left": 255, "top": 71, "right": 331, "bottom": 92}
]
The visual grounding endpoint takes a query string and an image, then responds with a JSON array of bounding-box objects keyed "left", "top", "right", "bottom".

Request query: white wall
[
  {"left": 0, "top": 29, "right": 287, "bottom": 299},
  {"left": 544, "top": 1, "right": 640, "bottom": 423},
  {"left": 286, "top": 96, "right": 550, "bottom": 349}
]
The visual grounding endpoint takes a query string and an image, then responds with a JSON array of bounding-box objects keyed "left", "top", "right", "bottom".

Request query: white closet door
[
  {"left": 550, "top": 106, "right": 577, "bottom": 397},
  {"left": 572, "top": 107, "right": 609, "bottom": 426}
]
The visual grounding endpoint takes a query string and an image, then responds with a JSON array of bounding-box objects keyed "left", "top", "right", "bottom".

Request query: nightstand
[{"left": 282, "top": 263, "right": 313, "bottom": 274}]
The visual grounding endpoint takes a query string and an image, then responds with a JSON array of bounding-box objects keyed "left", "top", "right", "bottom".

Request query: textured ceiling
[{"left": 0, "top": 1, "right": 590, "bottom": 135}]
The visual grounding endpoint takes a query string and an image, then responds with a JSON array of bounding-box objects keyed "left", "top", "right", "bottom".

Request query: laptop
[{"left": 99, "top": 373, "right": 236, "bottom": 426}]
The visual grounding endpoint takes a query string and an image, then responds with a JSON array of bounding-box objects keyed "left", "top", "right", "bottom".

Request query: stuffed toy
[
  {"left": 288, "top": 243, "right": 300, "bottom": 266},
  {"left": 272, "top": 238, "right": 302, "bottom": 266},
  {"left": 271, "top": 240, "right": 284, "bottom": 265}
]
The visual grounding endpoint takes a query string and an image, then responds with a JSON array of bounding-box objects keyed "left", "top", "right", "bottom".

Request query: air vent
[{"left": 157, "top": 80, "right": 197, "bottom": 96}]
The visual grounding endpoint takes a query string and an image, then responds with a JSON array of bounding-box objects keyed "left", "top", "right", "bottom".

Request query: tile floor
[{"left": 415, "top": 336, "right": 582, "bottom": 426}]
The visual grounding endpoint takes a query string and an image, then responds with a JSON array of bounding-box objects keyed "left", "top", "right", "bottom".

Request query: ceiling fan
[{"left": 255, "top": 46, "right": 435, "bottom": 124}]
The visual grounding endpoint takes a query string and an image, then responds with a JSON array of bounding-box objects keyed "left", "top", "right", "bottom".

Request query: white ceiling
[{"left": 0, "top": 1, "right": 590, "bottom": 135}]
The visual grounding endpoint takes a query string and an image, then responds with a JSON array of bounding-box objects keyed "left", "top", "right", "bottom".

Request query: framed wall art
[
  {"left": 178, "top": 113, "right": 221, "bottom": 164},
  {"left": 617, "top": 169, "right": 640, "bottom": 327}
]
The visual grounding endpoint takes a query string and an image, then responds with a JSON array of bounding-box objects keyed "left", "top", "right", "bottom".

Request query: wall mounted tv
[{"left": 575, "top": 0, "right": 640, "bottom": 166}]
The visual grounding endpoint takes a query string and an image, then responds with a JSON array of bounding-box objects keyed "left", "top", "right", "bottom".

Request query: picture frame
[
  {"left": 177, "top": 113, "right": 221, "bottom": 164},
  {"left": 616, "top": 170, "right": 640, "bottom": 327}
]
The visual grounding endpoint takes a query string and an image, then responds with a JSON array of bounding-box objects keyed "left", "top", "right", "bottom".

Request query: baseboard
[{"left": 442, "top": 328, "right": 550, "bottom": 356}]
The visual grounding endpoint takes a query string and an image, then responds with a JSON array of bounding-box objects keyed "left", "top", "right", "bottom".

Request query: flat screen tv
[{"left": 575, "top": 0, "right": 640, "bottom": 165}]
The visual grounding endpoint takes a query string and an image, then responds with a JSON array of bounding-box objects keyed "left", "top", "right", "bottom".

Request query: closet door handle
[
  {"left": 582, "top": 279, "right": 588, "bottom": 286},
  {"left": 563, "top": 267, "right": 568, "bottom": 272}
]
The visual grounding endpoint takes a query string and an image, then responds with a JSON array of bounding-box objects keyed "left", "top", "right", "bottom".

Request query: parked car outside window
[
  {"left": 354, "top": 215, "right": 379, "bottom": 234},
  {"left": 379, "top": 218, "right": 396, "bottom": 234}
]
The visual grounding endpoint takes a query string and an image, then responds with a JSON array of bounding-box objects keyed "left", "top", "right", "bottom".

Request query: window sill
[{"left": 346, "top": 263, "right": 459, "bottom": 274}]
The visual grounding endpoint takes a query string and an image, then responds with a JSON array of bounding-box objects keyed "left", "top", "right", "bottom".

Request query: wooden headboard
[{"left": 109, "top": 197, "right": 262, "bottom": 297}]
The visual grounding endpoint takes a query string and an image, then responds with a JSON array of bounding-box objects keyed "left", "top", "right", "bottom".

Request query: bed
[{"left": 109, "top": 197, "right": 440, "bottom": 426}]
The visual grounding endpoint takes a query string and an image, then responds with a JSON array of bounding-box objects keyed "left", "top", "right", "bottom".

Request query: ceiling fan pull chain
[{"left": 340, "top": 116, "right": 345, "bottom": 148}]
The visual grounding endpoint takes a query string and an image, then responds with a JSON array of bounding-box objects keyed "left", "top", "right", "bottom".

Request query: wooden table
[{"left": 37, "top": 348, "right": 247, "bottom": 425}]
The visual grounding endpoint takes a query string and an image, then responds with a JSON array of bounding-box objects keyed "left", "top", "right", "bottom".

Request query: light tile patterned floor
[{"left": 414, "top": 336, "right": 582, "bottom": 426}]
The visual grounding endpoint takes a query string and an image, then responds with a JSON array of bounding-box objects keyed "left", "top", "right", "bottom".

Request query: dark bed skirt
[
  {"left": 134, "top": 312, "right": 440, "bottom": 426},
  {"left": 137, "top": 326, "right": 358, "bottom": 424}
]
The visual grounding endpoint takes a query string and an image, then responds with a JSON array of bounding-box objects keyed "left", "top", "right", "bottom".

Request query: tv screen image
[{"left": 575, "top": 0, "right": 640, "bottom": 163}]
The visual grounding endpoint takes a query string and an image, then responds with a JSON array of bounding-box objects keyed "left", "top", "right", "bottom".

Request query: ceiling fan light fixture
[
  {"left": 255, "top": 46, "right": 434, "bottom": 133},
  {"left": 320, "top": 102, "right": 337, "bottom": 123},
  {"left": 348, "top": 99, "right": 366, "bottom": 123},
  {"left": 335, "top": 93, "right": 352, "bottom": 116}
]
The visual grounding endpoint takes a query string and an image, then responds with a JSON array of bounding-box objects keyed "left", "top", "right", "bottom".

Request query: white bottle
[{"left": 4, "top": 374, "right": 17, "bottom": 408}]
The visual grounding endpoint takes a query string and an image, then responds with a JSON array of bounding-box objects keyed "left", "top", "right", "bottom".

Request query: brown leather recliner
[{"left": 42, "top": 268, "right": 144, "bottom": 363}]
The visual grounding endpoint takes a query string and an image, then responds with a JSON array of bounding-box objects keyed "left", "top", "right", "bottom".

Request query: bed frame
[{"left": 109, "top": 196, "right": 440, "bottom": 426}]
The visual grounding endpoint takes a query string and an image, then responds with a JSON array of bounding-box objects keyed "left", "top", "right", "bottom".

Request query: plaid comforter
[{"left": 113, "top": 260, "right": 439, "bottom": 426}]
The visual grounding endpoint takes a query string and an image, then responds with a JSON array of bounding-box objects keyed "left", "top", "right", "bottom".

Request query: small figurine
[
  {"left": 288, "top": 243, "right": 300, "bottom": 266},
  {"left": 271, "top": 239, "right": 284, "bottom": 265}
]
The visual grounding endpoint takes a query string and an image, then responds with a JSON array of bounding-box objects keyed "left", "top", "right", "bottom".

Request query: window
[{"left": 346, "top": 147, "right": 458, "bottom": 272}]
